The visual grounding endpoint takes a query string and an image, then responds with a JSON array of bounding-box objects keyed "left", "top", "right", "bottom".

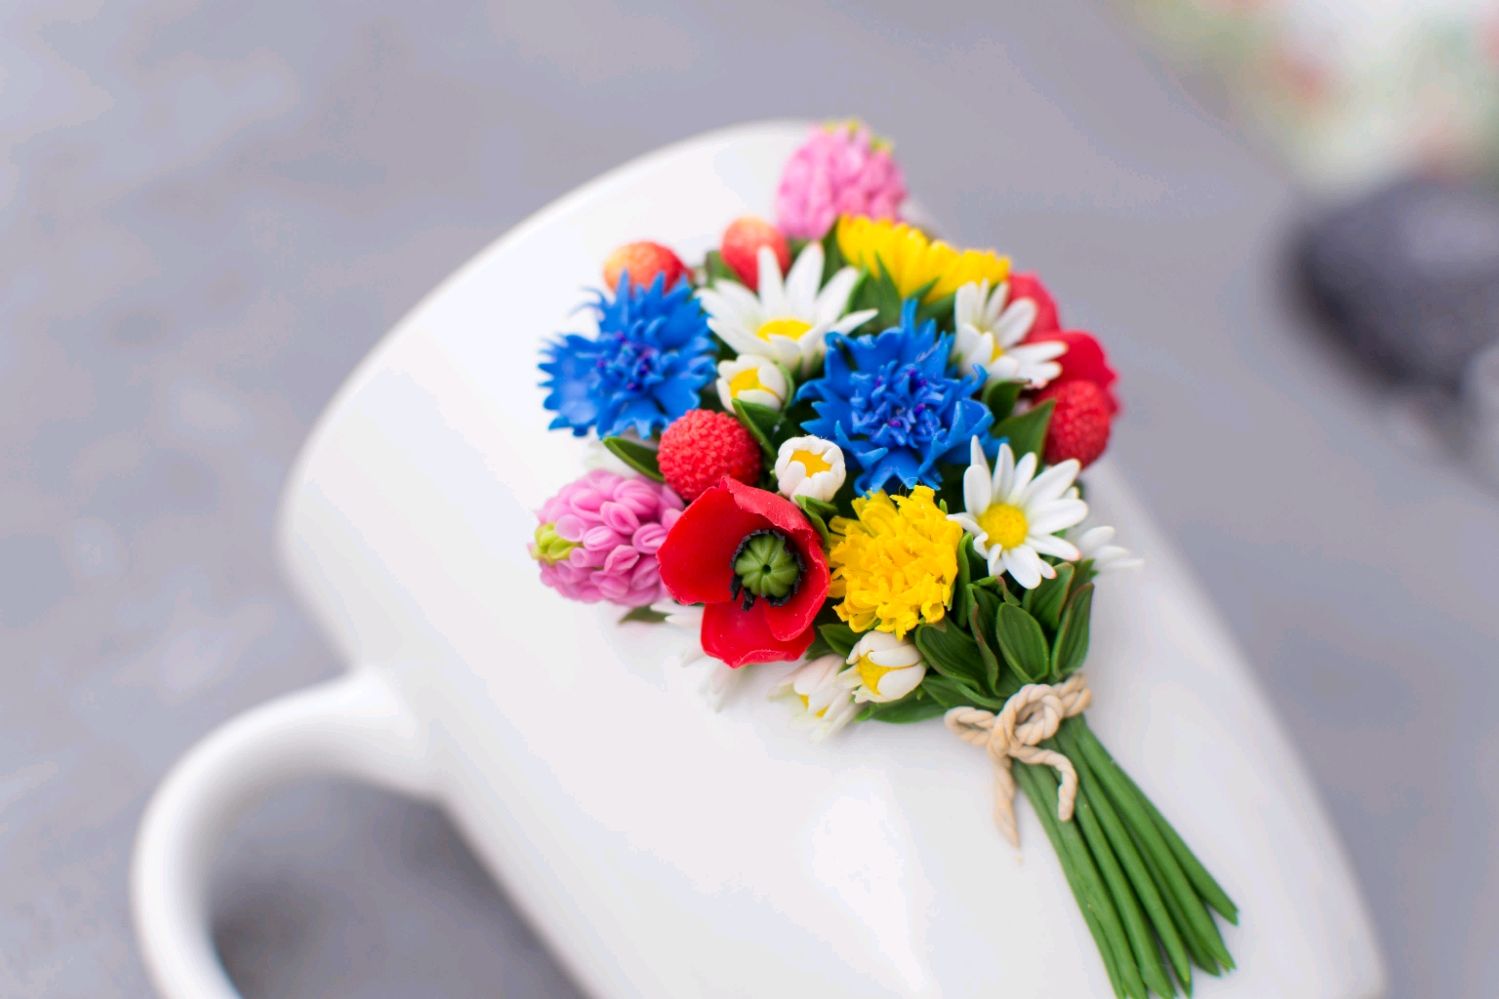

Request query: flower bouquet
[{"left": 531, "top": 122, "right": 1237, "bottom": 998}]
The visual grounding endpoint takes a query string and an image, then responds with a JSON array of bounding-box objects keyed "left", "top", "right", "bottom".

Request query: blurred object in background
[
  {"left": 1296, "top": 178, "right": 1499, "bottom": 389},
  {"left": 1296, "top": 177, "right": 1499, "bottom": 485},
  {"left": 1130, "top": 0, "right": 1499, "bottom": 188},
  {"left": 1132, "top": 0, "right": 1499, "bottom": 488},
  {"left": 1464, "top": 342, "right": 1499, "bottom": 488}
]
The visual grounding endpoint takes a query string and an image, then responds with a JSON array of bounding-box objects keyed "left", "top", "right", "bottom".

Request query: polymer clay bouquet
[{"left": 532, "top": 123, "right": 1237, "bottom": 997}]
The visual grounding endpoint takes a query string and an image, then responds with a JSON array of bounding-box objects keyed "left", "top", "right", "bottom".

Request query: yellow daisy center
[
  {"left": 790, "top": 448, "right": 832, "bottom": 475},
  {"left": 978, "top": 503, "right": 1029, "bottom": 550},
  {"left": 855, "top": 655, "right": 899, "bottom": 695},
  {"left": 728, "top": 367, "right": 764, "bottom": 396},
  {"left": 756, "top": 317, "right": 812, "bottom": 342}
]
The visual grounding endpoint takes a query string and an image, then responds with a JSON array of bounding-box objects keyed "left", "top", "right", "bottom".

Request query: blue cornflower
[
  {"left": 540, "top": 275, "right": 716, "bottom": 438},
  {"left": 797, "top": 300, "right": 993, "bottom": 492}
]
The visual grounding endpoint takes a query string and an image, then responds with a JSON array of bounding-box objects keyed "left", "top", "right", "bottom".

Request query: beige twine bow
[{"left": 944, "top": 674, "right": 1092, "bottom": 848}]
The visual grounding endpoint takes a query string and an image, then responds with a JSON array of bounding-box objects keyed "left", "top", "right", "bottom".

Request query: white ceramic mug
[{"left": 132, "top": 122, "right": 1386, "bottom": 998}]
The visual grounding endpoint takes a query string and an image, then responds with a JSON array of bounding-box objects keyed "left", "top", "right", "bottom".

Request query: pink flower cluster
[
  {"left": 774, "top": 123, "right": 907, "bottom": 241},
  {"left": 532, "top": 470, "right": 683, "bottom": 607}
]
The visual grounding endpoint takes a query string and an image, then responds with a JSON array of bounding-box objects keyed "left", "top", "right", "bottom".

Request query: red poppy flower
[
  {"left": 657, "top": 478, "right": 829, "bottom": 668},
  {"left": 1024, "top": 328, "right": 1119, "bottom": 413}
]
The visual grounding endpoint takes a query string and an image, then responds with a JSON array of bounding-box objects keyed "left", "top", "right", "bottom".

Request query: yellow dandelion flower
[
  {"left": 836, "top": 216, "right": 1011, "bottom": 303},
  {"left": 827, "top": 486, "right": 964, "bottom": 637}
]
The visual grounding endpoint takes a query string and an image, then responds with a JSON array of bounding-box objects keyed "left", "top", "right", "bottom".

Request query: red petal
[
  {"left": 765, "top": 541, "right": 828, "bottom": 641},
  {"left": 1009, "top": 272, "right": 1060, "bottom": 335},
  {"left": 701, "top": 600, "right": 816, "bottom": 668},
  {"left": 712, "top": 479, "right": 831, "bottom": 640},
  {"left": 720, "top": 478, "right": 825, "bottom": 557},
  {"left": 657, "top": 481, "right": 767, "bottom": 604},
  {"left": 1025, "top": 329, "right": 1119, "bottom": 413}
]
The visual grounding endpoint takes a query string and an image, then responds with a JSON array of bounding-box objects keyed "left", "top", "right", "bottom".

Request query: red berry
[
  {"left": 657, "top": 410, "right": 763, "bottom": 501},
  {"left": 1027, "top": 329, "right": 1119, "bottom": 413},
  {"left": 1037, "top": 381, "right": 1112, "bottom": 468},
  {"left": 603, "top": 241, "right": 690, "bottom": 292},
  {"left": 720, "top": 216, "right": 790, "bottom": 289}
]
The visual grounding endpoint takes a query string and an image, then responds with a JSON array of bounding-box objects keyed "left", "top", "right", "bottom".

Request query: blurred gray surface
[{"left": 4, "top": 1, "right": 1497, "bottom": 996}]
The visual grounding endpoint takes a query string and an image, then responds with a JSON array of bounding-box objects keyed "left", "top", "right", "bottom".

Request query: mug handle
[{"left": 131, "top": 669, "right": 434, "bottom": 999}]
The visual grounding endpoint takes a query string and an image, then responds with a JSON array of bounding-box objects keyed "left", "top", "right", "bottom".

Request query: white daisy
[
  {"left": 716, "top": 355, "right": 790, "bottom": 411},
  {"left": 1069, "top": 523, "right": 1142, "bottom": 574},
  {"left": 697, "top": 243, "right": 876, "bottom": 376},
  {"left": 774, "top": 654, "right": 859, "bottom": 739},
  {"left": 774, "top": 435, "right": 846, "bottom": 502},
  {"left": 839, "top": 632, "right": 926, "bottom": 704},
  {"left": 951, "top": 280, "right": 1067, "bottom": 387},
  {"left": 950, "top": 437, "right": 1089, "bottom": 589}
]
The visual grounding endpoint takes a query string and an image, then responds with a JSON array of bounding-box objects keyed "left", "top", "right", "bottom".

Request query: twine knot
[{"left": 944, "top": 674, "right": 1092, "bottom": 848}]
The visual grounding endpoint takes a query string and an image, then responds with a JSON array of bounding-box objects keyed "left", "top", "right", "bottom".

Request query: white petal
[
  {"left": 953, "top": 282, "right": 980, "bottom": 327},
  {"left": 829, "top": 307, "right": 878, "bottom": 335},
  {"left": 1009, "top": 450, "right": 1038, "bottom": 500},
  {"left": 1019, "top": 460, "right": 1081, "bottom": 507},
  {"left": 710, "top": 320, "right": 772, "bottom": 359},
  {"left": 993, "top": 299, "right": 1039, "bottom": 347},
  {"left": 986, "top": 355, "right": 1021, "bottom": 382},
  {"left": 785, "top": 242, "right": 822, "bottom": 311},
  {"left": 872, "top": 642, "right": 922, "bottom": 669},
  {"left": 703, "top": 282, "right": 764, "bottom": 322},
  {"left": 1002, "top": 547, "right": 1044, "bottom": 590},
  {"left": 1028, "top": 498, "right": 1090, "bottom": 535},
  {"left": 950, "top": 512, "right": 982, "bottom": 535},
  {"left": 1028, "top": 533, "right": 1081, "bottom": 561},
  {"left": 1076, "top": 525, "right": 1114, "bottom": 554},
  {"left": 964, "top": 438, "right": 992, "bottom": 514},
  {"left": 815, "top": 264, "right": 860, "bottom": 320},
  {"left": 993, "top": 443, "right": 1017, "bottom": 499},
  {"left": 875, "top": 663, "right": 925, "bottom": 702}
]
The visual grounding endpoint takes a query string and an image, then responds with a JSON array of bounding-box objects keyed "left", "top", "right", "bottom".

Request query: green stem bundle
[{"left": 1019, "top": 716, "right": 1238, "bottom": 998}]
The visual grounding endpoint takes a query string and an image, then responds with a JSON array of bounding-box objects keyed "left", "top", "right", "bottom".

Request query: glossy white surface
[{"left": 136, "top": 122, "right": 1385, "bottom": 997}]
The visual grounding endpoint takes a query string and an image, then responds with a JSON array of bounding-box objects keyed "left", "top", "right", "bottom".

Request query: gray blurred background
[{"left": 5, "top": 1, "right": 1498, "bottom": 996}]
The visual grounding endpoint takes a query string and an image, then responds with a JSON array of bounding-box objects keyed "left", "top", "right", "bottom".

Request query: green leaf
[
  {"left": 818, "top": 621, "right": 858, "bottom": 658},
  {"left": 988, "top": 572, "right": 1022, "bottom": 607},
  {"left": 618, "top": 605, "right": 669, "bottom": 624},
  {"left": 993, "top": 399, "right": 1055, "bottom": 460},
  {"left": 794, "top": 495, "right": 833, "bottom": 548},
  {"left": 602, "top": 436, "right": 664, "bottom": 482},
  {"left": 803, "top": 633, "right": 833, "bottom": 660},
  {"left": 862, "top": 691, "right": 947, "bottom": 724},
  {"left": 922, "top": 674, "right": 1000, "bottom": 711},
  {"left": 818, "top": 226, "right": 845, "bottom": 279},
  {"left": 996, "top": 603, "right": 1050, "bottom": 682},
  {"left": 914, "top": 621, "right": 986, "bottom": 686},
  {"left": 1052, "top": 583, "right": 1095, "bottom": 676},
  {"left": 968, "top": 589, "right": 1002, "bottom": 692},
  {"left": 915, "top": 290, "right": 956, "bottom": 329},
  {"left": 1025, "top": 562, "right": 1075, "bottom": 634},
  {"left": 795, "top": 495, "right": 839, "bottom": 520},
  {"left": 950, "top": 537, "right": 974, "bottom": 627},
  {"left": 731, "top": 399, "right": 782, "bottom": 463},
  {"left": 982, "top": 379, "right": 1024, "bottom": 423},
  {"left": 1072, "top": 558, "right": 1098, "bottom": 592},
  {"left": 856, "top": 258, "right": 928, "bottom": 330},
  {"left": 702, "top": 249, "right": 739, "bottom": 285}
]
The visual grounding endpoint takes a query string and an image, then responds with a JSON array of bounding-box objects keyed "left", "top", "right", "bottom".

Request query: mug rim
[{"left": 274, "top": 118, "right": 809, "bottom": 572}]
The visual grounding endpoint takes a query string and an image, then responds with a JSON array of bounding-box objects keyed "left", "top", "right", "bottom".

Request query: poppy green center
[{"left": 730, "top": 529, "right": 802, "bottom": 607}]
